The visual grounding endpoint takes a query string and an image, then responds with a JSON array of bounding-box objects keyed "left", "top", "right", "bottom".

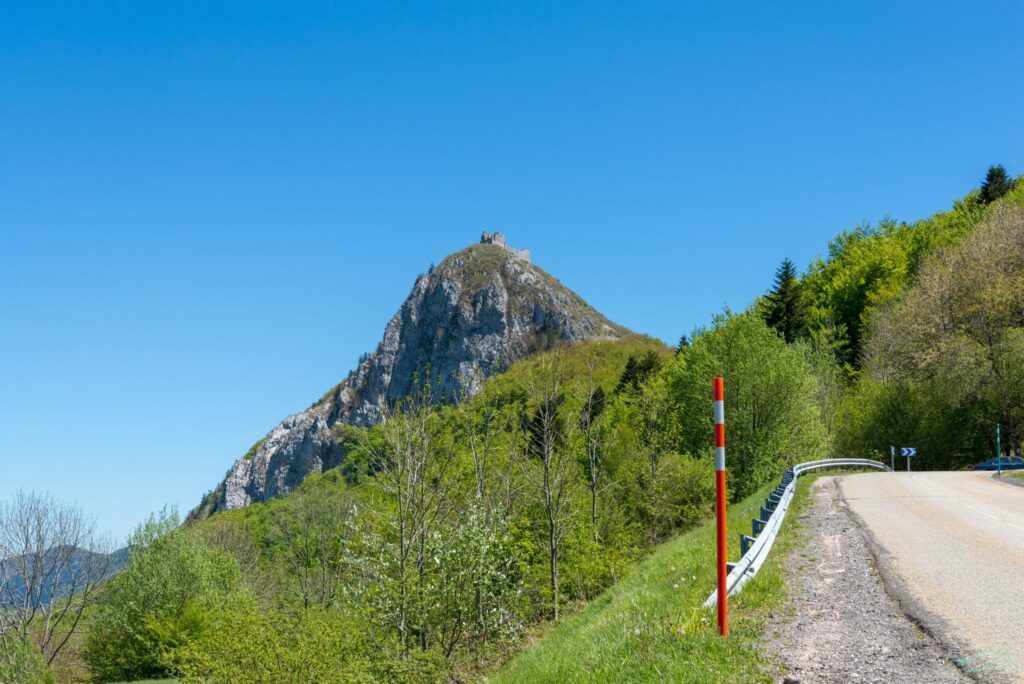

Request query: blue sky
[{"left": 2, "top": 1, "right": 1022, "bottom": 541}]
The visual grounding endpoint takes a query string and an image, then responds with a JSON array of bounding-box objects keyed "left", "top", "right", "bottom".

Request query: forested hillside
[{"left": 758, "top": 166, "right": 1024, "bottom": 468}]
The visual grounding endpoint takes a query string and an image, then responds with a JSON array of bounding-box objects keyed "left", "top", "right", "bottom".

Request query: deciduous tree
[{"left": 0, "top": 491, "right": 112, "bottom": 668}]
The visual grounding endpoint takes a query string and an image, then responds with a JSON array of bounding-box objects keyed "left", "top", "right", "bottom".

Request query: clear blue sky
[{"left": 2, "top": 1, "right": 1022, "bottom": 541}]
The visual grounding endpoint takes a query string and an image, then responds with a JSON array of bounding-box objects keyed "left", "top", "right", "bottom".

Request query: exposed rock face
[
  {"left": 219, "top": 408, "right": 341, "bottom": 510},
  {"left": 196, "top": 240, "right": 628, "bottom": 516}
]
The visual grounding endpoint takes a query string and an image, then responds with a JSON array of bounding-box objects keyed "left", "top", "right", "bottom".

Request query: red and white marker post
[{"left": 713, "top": 377, "right": 728, "bottom": 637}]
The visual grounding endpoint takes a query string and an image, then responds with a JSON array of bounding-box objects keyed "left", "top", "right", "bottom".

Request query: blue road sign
[{"left": 900, "top": 447, "right": 917, "bottom": 457}]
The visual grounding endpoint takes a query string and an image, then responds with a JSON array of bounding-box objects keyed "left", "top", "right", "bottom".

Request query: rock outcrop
[{"left": 193, "top": 238, "right": 628, "bottom": 516}]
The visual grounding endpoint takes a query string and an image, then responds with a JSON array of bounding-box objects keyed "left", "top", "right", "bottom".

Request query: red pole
[{"left": 713, "top": 376, "right": 728, "bottom": 637}]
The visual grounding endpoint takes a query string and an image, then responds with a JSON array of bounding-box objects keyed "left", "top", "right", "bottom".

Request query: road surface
[
  {"left": 768, "top": 477, "right": 967, "bottom": 683},
  {"left": 840, "top": 471, "right": 1024, "bottom": 682}
]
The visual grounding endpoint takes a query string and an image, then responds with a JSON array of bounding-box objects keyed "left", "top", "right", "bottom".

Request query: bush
[
  {"left": 168, "top": 601, "right": 386, "bottom": 683},
  {"left": 84, "top": 508, "right": 243, "bottom": 682},
  {"left": 0, "top": 637, "right": 54, "bottom": 684}
]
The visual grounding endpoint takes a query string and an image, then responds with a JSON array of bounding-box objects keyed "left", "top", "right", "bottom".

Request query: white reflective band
[
  {"left": 713, "top": 400, "right": 724, "bottom": 425},
  {"left": 715, "top": 446, "right": 726, "bottom": 471}
]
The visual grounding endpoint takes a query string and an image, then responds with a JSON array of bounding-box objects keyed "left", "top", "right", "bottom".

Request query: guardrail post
[{"left": 740, "top": 534, "right": 755, "bottom": 555}]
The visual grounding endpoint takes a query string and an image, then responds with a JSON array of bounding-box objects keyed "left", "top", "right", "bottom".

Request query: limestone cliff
[{"left": 193, "top": 236, "right": 628, "bottom": 516}]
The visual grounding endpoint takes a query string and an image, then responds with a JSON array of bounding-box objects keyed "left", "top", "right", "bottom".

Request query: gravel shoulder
[{"left": 765, "top": 476, "right": 968, "bottom": 684}]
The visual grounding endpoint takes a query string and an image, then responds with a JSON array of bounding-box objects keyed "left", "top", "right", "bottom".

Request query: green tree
[
  {"left": 631, "top": 376, "right": 686, "bottom": 542},
  {"left": 84, "top": 507, "right": 243, "bottom": 682},
  {"left": 615, "top": 351, "right": 663, "bottom": 394},
  {"left": 762, "top": 258, "right": 807, "bottom": 343},
  {"left": 361, "top": 385, "right": 457, "bottom": 653},
  {"left": 668, "top": 311, "right": 828, "bottom": 500},
  {"left": 802, "top": 220, "right": 910, "bottom": 369},
  {"left": 522, "top": 356, "right": 575, "bottom": 621},
  {"left": 266, "top": 487, "right": 360, "bottom": 609},
  {"left": 577, "top": 383, "right": 610, "bottom": 538},
  {"left": 980, "top": 164, "right": 1014, "bottom": 204}
]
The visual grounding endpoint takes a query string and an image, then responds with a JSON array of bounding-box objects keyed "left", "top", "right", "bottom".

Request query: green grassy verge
[
  {"left": 492, "top": 478, "right": 817, "bottom": 683},
  {"left": 999, "top": 470, "right": 1024, "bottom": 482}
]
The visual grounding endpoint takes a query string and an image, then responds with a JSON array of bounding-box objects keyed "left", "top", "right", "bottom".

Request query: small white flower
[{"left": 673, "top": 583, "right": 679, "bottom": 590}]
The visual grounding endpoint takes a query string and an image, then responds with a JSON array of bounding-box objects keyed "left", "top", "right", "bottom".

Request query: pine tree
[
  {"left": 615, "top": 357, "right": 640, "bottom": 394},
  {"left": 980, "top": 165, "right": 1014, "bottom": 204},
  {"left": 763, "top": 258, "right": 807, "bottom": 343}
]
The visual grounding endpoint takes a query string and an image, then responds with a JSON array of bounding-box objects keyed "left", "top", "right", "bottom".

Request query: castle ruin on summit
[{"left": 480, "top": 231, "right": 531, "bottom": 262}]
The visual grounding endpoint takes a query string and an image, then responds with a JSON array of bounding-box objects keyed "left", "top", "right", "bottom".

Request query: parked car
[{"left": 974, "top": 456, "right": 1024, "bottom": 471}]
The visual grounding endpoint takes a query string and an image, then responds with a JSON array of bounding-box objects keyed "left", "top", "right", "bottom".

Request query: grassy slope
[{"left": 492, "top": 478, "right": 816, "bottom": 684}]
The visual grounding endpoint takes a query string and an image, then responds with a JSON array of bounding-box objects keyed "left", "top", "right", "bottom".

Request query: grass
[
  {"left": 491, "top": 478, "right": 817, "bottom": 683},
  {"left": 999, "top": 470, "right": 1024, "bottom": 482}
]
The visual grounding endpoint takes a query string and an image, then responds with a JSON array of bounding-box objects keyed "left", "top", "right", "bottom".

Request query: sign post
[
  {"left": 890, "top": 445, "right": 895, "bottom": 471},
  {"left": 997, "top": 424, "right": 1002, "bottom": 477},
  {"left": 713, "top": 377, "right": 728, "bottom": 637},
  {"left": 900, "top": 447, "right": 917, "bottom": 471}
]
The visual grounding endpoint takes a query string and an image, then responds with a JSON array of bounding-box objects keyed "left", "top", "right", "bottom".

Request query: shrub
[
  {"left": 168, "top": 602, "right": 384, "bottom": 684},
  {"left": 83, "top": 508, "right": 242, "bottom": 682},
  {"left": 0, "top": 637, "right": 54, "bottom": 684}
]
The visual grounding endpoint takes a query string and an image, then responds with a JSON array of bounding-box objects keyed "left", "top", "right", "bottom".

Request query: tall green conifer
[
  {"left": 980, "top": 164, "right": 1014, "bottom": 204},
  {"left": 763, "top": 258, "right": 807, "bottom": 343}
]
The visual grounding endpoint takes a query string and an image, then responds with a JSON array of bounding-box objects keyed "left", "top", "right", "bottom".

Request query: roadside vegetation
[
  {"left": 494, "top": 476, "right": 818, "bottom": 683},
  {"left": 2, "top": 167, "right": 1020, "bottom": 683}
]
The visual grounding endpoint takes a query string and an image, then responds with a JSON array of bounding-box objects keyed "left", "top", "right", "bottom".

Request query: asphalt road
[{"left": 840, "top": 471, "right": 1024, "bottom": 683}]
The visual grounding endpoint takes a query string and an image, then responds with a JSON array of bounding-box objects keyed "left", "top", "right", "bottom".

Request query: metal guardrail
[{"left": 703, "top": 458, "right": 891, "bottom": 608}]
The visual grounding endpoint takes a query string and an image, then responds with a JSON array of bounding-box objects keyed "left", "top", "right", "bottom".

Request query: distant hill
[
  {"left": 192, "top": 233, "right": 630, "bottom": 517},
  {"left": 0, "top": 546, "right": 127, "bottom": 609}
]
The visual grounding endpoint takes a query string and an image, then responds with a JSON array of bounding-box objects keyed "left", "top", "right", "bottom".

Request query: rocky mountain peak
[{"left": 192, "top": 236, "right": 629, "bottom": 517}]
